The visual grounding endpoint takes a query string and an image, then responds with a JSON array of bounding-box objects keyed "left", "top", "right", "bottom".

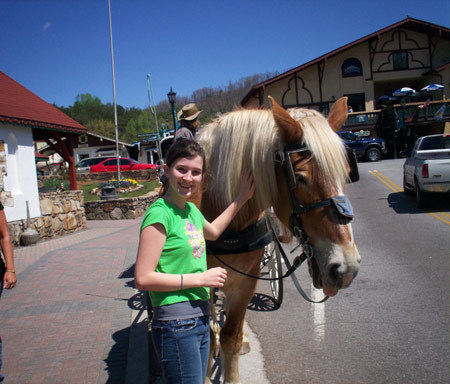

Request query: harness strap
[
  {"left": 271, "top": 231, "right": 328, "bottom": 304},
  {"left": 208, "top": 218, "right": 328, "bottom": 304}
]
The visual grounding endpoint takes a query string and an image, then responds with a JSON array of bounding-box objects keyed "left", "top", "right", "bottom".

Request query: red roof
[{"left": 0, "top": 71, "right": 86, "bottom": 134}]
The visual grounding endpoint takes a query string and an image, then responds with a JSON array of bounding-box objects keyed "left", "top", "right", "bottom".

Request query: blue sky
[{"left": 1, "top": 0, "right": 449, "bottom": 109}]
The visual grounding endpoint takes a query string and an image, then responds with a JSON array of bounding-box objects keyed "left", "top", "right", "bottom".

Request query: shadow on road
[
  {"left": 104, "top": 327, "right": 130, "bottom": 384},
  {"left": 388, "top": 192, "right": 450, "bottom": 214}
]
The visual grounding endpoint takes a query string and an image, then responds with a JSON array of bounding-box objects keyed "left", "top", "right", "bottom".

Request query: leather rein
[{"left": 209, "top": 143, "right": 354, "bottom": 304}]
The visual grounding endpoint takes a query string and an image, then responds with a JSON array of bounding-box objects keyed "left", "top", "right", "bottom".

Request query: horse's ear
[
  {"left": 269, "top": 96, "right": 302, "bottom": 143},
  {"left": 327, "top": 97, "right": 348, "bottom": 132}
]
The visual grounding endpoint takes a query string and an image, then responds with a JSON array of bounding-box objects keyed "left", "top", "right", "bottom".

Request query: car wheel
[
  {"left": 403, "top": 175, "right": 413, "bottom": 195},
  {"left": 365, "top": 147, "right": 381, "bottom": 162},
  {"left": 415, "top": 179, "right": 427, "bottom": 208}
]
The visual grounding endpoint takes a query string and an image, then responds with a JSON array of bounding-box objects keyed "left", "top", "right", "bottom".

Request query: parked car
[
  {"left": 75, "top": 156, "right": 111, "bottom": 174},
  {"left": 403, "top": 134, "right": 450, "bottom": 208},
  {"left": 338, "top": 130, "right": 387, "bottom": 162},
  {"left": 89, "top": 157, "right": 158, "bottom": 173}
]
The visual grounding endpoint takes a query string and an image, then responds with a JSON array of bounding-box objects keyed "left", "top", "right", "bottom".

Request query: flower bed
[{"left": 89, "top": 179, "right": 144, "bottom": 196}]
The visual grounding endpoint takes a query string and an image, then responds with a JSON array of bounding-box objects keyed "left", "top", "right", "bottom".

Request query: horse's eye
[{"left": 295, "top": 174, "right": 307, "bottom": 185}]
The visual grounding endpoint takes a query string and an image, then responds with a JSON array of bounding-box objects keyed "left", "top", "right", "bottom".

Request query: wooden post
[{"left": 51, "top": 132, "right": 78, "bottom": 191}]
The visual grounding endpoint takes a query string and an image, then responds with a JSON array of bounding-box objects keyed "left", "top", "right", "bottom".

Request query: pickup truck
[
  {"left": 403, "top": 134, "right": 450, "bottom": 208},
  {"left": 337, "top": 130, "right": 387, "bottom": 162}
]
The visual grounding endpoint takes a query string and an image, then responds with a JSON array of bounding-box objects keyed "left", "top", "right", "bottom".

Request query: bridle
[
  {"left": 275, "top": 143, "right": 354, "bottom": 243},
  {"left": 272, "top": 143, "right": 355, "bottom": 303}
]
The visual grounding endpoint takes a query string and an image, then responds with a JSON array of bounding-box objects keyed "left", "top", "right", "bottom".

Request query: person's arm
[
  {"left": 0, "top": 209, "right": 16, "bottom": 289},
  {"left": 134, "top": 223, "right": 227, "bottom": 291},
  {"left": 203, "top": 169, "right": 255, "bottom": 241}
]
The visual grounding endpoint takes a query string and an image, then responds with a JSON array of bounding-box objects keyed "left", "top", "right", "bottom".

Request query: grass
[{"left": 82, "top": 180, "right": 160, "bottom": 202}]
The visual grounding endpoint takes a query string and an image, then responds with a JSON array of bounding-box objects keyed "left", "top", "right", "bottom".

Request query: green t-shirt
[{"left": 140, "top": 198, "right": 209, "bottom": 307}]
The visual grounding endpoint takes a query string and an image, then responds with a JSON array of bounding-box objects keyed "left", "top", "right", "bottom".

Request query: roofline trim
[{"left": 0, "top": 116, "right": 87, "bottom": 134}]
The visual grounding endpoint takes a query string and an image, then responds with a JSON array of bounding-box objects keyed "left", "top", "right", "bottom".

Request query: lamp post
[{"left": 167, "top": 87, "right": 177, "bottom": 133}]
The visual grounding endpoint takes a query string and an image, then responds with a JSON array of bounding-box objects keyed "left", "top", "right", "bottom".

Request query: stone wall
[
  {"left": 84, "top": 190, "right": 159, "bottom": 220},
  {"left": 8, "top": 191, "right": 86, "bottom": 246}
]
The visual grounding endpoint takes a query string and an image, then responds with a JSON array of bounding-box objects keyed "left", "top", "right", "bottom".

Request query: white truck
[{"left": 403, "top": 134, "right": 450, "bottom": 208}]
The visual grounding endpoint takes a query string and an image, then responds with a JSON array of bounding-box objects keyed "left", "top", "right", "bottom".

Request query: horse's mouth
[{"left": 308, "top": 256, "right": 339, "bottom": 297}]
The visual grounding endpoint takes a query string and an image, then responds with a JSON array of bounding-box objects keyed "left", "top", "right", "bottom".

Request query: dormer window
[{"left": 342, "top": 58, "right": 363, "bottom": 78}]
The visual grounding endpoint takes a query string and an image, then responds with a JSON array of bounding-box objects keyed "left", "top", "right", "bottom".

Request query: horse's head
[{"left": 270, "top": 97, "right": 360, "bottom": 297}]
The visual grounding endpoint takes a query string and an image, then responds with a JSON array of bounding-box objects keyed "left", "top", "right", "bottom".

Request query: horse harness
[{"left": 207, "top": 142, "right": 355, "bottom": 304}]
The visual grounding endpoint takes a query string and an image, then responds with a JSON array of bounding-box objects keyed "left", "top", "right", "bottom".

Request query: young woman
[{"left": 135, "top": 139, "right": 254, "bottom": 384}]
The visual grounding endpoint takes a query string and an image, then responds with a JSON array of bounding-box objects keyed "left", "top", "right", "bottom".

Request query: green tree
[{"left": 85, "top": 119, "right": 115, "bottom": 139}]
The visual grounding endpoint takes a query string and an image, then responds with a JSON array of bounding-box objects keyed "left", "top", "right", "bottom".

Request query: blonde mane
[
  {"left": 287, "top": 107, "right": 349, "bottom": 191},
  {"left": 197, "top": 107, "right": 348, "bottom": 228}
]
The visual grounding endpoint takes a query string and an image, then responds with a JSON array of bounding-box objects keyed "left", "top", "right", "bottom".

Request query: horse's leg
[{"left": 220, "top": 255, "right": 262, "bottom": 384}]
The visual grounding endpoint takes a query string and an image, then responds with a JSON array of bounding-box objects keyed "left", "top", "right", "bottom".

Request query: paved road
[{"left": 247, "top": 159, "right": 450, "bottom": 384}]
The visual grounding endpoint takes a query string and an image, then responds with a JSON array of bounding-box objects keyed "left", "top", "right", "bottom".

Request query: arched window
[{"left": 342, "top": 58, "right": 363, "bottom": 78}]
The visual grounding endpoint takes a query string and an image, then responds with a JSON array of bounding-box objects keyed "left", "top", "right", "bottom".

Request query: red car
[{"left": 89, "top": 157, "right": 158, "bottom": 173}]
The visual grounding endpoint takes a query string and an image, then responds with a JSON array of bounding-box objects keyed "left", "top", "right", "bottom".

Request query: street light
[{"left": 167, "top": 87, "right": 177, "bottom": 133}]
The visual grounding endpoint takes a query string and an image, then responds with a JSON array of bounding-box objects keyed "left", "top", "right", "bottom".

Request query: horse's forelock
[{"left": 288, "top": 108, "right": 348, "bottom": 190}]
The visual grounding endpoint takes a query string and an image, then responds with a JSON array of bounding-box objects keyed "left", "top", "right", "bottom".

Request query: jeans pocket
[{"left": 174, "top": 317, "right": 198, "bottom": 332}]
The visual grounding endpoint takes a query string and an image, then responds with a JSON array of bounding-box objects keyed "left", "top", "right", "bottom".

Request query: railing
[
  {"left": 344, "top": 111, "right": 379, "bottom": 127},
  {"left": 343, "top": 100, "right": 450, "bottom": 129}
]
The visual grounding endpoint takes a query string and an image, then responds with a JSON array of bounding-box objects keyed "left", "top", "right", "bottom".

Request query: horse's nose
[
  {"left": 328, "top": 263, "right": 346, "bottom": 281},
  {"left": 327, "top": 263, "right": 358, "bottom": 288}
]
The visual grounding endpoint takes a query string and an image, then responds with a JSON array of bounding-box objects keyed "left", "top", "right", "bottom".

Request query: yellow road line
[
  {"left": 369, "top": 170, "right": 450, "bottom": 226},
  {"left": 368, "top": 171, "right": 401, "bottom": 193},
  {"left": 438, "top": 211, "right": 450, "bottom": 219},
  {"left": 427, "top": 212, "right": 450, "bottom": 225},
  {"left": 373, "top": 170, "right": 403, "bottom": 191}
]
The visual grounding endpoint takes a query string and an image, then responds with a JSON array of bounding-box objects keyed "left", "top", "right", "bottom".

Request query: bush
[{"left": 41, "top": 178, "right": 70, "bottom": 191}]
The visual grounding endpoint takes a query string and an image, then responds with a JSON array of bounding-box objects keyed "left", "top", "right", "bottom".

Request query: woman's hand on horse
[
  {"left": 238, "top": 168, "right": 255, "bottom": 203},
  {"left": 201, "top": 267, "right": 227, "bottom": 288}
]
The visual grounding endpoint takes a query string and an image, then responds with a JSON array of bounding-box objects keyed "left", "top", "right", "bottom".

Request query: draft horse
[{"left": 197, "top": 97, "right": 361, "bottom": 383}]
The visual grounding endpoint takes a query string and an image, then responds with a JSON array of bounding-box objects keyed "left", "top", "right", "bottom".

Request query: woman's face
[{"left": 164, "top": 155, "right": 203, "bottom": 199}]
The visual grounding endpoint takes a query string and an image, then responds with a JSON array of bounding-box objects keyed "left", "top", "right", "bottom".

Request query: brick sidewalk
[{"left": 0, "top": 219, "right": 148, "bottom": 384}]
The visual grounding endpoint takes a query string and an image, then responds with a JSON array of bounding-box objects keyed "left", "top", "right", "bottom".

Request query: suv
[
  {"left": 75, "top": 156, "right": 111, "bottom": 173},
  {"left": 338, "top": 131, "right": 387, "bottom": 162}
]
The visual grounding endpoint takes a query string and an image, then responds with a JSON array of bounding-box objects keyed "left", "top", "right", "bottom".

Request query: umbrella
[
  {"left": 421, "top": 83, "right": 444, "bottom": 92},
  {"left": 376, "top": 95, "right": 397, "bottom": 107},
  {"left": 377, "top": 95, "right": 396, "bottom": 102},
  {"left": 392, "top": 87, "right": 416, "bottom": 97}
]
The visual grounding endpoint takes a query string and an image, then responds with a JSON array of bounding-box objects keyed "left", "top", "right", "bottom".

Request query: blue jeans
[{"left": 151, "top": 315, "right": 210, "bottom": 384}]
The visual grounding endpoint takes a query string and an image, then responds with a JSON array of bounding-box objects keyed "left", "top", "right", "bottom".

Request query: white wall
[{"left": 0, "top": 124, "right": 41, "bottom": 221}]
